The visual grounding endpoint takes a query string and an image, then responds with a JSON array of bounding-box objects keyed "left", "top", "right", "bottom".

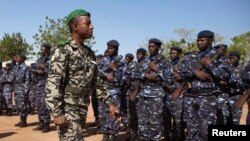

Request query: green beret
[{"left": 66, "top": 9, "right": 90, "bottom": 24}]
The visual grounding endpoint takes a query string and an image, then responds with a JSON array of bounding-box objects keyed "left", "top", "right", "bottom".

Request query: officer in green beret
[{"left": 45, "top": 9, "right": 119, "bottom": 141}]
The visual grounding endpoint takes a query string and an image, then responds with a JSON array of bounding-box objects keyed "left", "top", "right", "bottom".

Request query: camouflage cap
[{"left": 66, "top": 9, "right": 90, "bottom": 24}]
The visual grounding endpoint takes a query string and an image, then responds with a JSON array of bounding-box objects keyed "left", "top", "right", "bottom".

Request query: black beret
[
  {"left": 125, "top": 53, "right": 134, "bottom": 59},
  {"left": 16, "top": 53, "right": 27, "bottom": 60},
  {"left": 6, "top": 62, "right": 12, "bottom": 66},
  {"left": 137, "top": 48, "right": 147, "bottom": 54},
  {"left": 107, "top": 40, "right": 120, "bottom": 47},
  {"left": 149, "top": 38, "right": 162, "bottom": 46},
  {"left": 96, "top": 54, "right": 103, "bottom": 58},
  {"left": 214, "top": 44, "right": 228, "bottom": 49},
  {"left": 229, "top": 51, "right": 241, "bottom": 59},
  {"left": 42, "top": 43, "right": 52, "bottom": 50},
  {"left": 170, "top": 46, "right": 182, "bottom": 53},
  {"left": 198, "top": 30, "right": 214, "bottom": 39}
]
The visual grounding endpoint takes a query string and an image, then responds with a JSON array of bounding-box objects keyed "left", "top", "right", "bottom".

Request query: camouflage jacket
[
  {"left": 2, "top": 69, "right": 15, "bottom": 92},
  {"left": 45, "top": 38, "right": 111, "bottom": 117},
  {"left": 242, "top": 60, "right": 250, "bottom": 89}
]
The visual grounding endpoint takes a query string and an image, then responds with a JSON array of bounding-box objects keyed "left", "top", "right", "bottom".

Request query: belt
[
  {"left": 65, "top": 85, "right": 91, "bottom": 95},
  {"left": 188, "top": 88, "right": 215, "bottom": 95}
]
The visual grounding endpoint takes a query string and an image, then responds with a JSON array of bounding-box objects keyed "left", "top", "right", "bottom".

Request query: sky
[{"left": 0, "top": 0, "right": 250, "bottom": 59}]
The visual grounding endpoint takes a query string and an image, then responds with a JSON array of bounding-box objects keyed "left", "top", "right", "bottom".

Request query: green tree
[
  {"left": 33, "top": 16, "right": 95, "bottom": 49},
  {"left": 228, "top": 31, "right": 250, "bottom": 64},
  {"left": 0, "top": 32, "right": 34, "bottom": 61}
]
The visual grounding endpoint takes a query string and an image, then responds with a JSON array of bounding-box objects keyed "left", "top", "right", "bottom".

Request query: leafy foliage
[{"left": 0, "top": 32, "right": 34, "bottom": 61}]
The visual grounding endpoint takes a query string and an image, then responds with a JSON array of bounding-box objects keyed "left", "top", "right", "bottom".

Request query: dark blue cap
[
  {"left": 149, "top": 38, "right": 162, "bottom": 46},
  {"left": 42, "top": 43, "right": 52, "bottom": 50},
  {"left": 96, "top": 54, "right": 103, "bottom": 58},
  {"left": 198, "top": 30, "right": 214, "bottom": 39},
  {"left": 170, "top": 46, "right": 182, "bottom": 53},
  {"left": 16, "top": 53, "right": 27, "bottom": 60},
  {"left": 214, "top": 44, "right": 228, "bottom": 49},
  {"left": 229, "top": 51, "right": 241, "bottom": 59},
  {"left": 107, "top": 40, "right": 120, "bottom": 47},
  {"left": 125, "top": 53, "right": 134, "bottom": 59},
  {"left": 137, "top": 48, "right": 147, "bottom": 54}
]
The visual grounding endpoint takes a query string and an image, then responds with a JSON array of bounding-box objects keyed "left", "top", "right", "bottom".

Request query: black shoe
[
  {"left": 15, "top": 121, "right": 22, "bottom": 127},
  {"left": 41, "top": 125, "right": 50, "bottom": 133},
  {"left": 33, "top": 123, "right": 44, "bottom": 131},
  {"left": 19, "top": 117, "right": 27, "bottom": 128},
  {"left": 89, "top": 121, "right": 98, "bottom": 127},
  {"left": 6, "top": 109, "right": 12, "bottom": 116},
  {"left": 110, "top": 134, "right": 118, "bottom": 141},
  {"left": 101, "top": 134, "right": 110, "bottom": 141}
]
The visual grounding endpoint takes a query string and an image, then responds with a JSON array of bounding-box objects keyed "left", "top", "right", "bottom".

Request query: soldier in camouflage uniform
[
  {"left": 32, "top": 43, "right": 51, "bottom": 132},
  {"left": 163, "top": 46, "right": 185, "bottom": 141},
  {"left": 133, "top": 38, "right": 166, "bottom": 141},
  {"left": 13, "top": 54, "right": 31, "bottom": 127},
  {"left": 29, "top": 63, "right": 37, "bottom": 115},
  {"left": 45, "top": 9, "right": 118, "bottom": 141},
  {"left": 227, "top": 51, "right": 245, "bottom": 125},
  {"left": 128, "top": 48, "right": 147, "bottom": 141},
  {"left": 242, "top": 59, "right": 250, "bottom": 125},
  {"left": 178, "top": 30, "right": 231, "bottom": 141},
  {"left": 2, "top": 63, "right": 15, "bottom": 116},
  {"left": 98, "top": 40, "right": 125, "bottom": 141},
  {"left": 120, "top": 53, "right": 135, "bottom": 133},
  {"left": 89, "top": 54, "right": 104, "bottom": 128},
  {"left": 212, "top": 44, "right": 230, "bottom": 125},
  {"left": 0, "top": 60, "right": 4, "bottom": 115}
]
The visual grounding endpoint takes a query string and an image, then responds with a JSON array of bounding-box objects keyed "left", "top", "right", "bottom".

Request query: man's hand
[
  {"left": 148, "top": 61, "right": 158, "bottom": 72},
  {"left": 54, "top": 115, "right": 67, "bottom": 127},
  {"left": 173, "top": 71, "right": 182, "bottom": 81},
  {"left": 108, "top": 63, "right": 117, "bottom": 71},
  {"left": 38, "top": 64, "right": 45, "bottom": 70},
  {"left": 108, "top": 104, "right": 120, "bottom": 118},
  {"left": 106, "top": 74, "right": 115, "bottom": 82},
  {"left": 200, "top": 56, "right": 212, "bottom": 67},
  {"left": 145, "top": 73, "right": 158, "bottom": 81},
  {"left": 193, "top": 70, "right": 212, "bottom": 80}
]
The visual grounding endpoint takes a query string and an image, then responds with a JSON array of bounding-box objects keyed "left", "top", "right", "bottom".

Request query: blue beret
[
  {"left": 170, "top": 46, "right": 182, "bottom": 53},
  {"left": 149, "top": 38, "right": 162, "bottom": 46},
  {"left": 137, "top": 48, "right": 147, "bottom": 54},
  {"left": 214, "top": 44, "right": 228, "bottom": 49},
  {"left": 125, "top": 53, "right": 134, "bottom": 59},
  {"left": 198, "top": 30, "right": 214, "bottom": 39},
  {"left": 229, "top": 51, "right": 241, "bottom": 59},
  {"left": 107, "top": 40, "right": 120, "bottom": 47}
]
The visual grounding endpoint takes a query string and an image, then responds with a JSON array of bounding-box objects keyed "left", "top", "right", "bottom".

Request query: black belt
[
  {"left": 188, "top": 88, "right": 215, "bottom": 95},
  {"left": 65, "top": 85, "right": 91, "bottom": 95}
]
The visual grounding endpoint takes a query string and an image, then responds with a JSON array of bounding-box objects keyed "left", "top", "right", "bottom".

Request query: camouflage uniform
[
  {"left": 179, "top": 48, "right": 231, "bottom": 141},
  {"left": 133, "top": 54, "right": 166, "bottom": 141},
  {"left": 45, "top": 38, "right": 111, "bottom": 141},
  {"left": 33, "top": 55, "right": 51, "bottom": 128},
  {"left": 98, "top": 55, "right": 125, "bottom": 136},
  {"left": 2, "top": 69, "right": 15, "bottom": 112},
  {"left": 13, "top": 62, "right": 31, "bottom": 120},
  {"left": 120, "top": 60, "right": 136, "bottom": 131},
  {"left": 163, "top": 59, "right": 185, "bottom": 141},
  {"left": 28, "top": 77, "right": 36, "bottom": 114},
  {"left": 242, "top": 60, "right": 250, "bottom": 125},
  {"left": 0, "top": 68, "right": 4, "bottom": 114}
]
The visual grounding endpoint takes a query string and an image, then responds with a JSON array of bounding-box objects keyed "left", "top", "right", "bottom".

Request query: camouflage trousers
[
  {"left": 247, "top": 100, "right": 250, "bottom": 125},
  {"left": 14, "top": 92, "right": 29, "bottom": 118},
  {"left": 0, "top": 91, "right": 3, "bottom": 109},
  {"left": 28, "top": 89, "right": 36, "bottom": 111},
  {"left": 216, "top": 93, "right": 229, "bottom": 125},
  {"left": 3, "top": 91, "right": 12, "bottom": 109},
  {"left": 58, "top": 91, "right": 89, "bottom": 141},
  {"left": 99, "top": 94, "right": 120, "bottom": 134},
  {"left": 34, "top": 86, "right": 50, "bottom": 124},
  {"left": 227, "top": 95, "right": 242, "bottom": 125},
  {"left": 163, "top": 94, "right": 185, "bottom": 139},
  {"left": 137, "top": 97, "right": 163, "bottom": 141},
  {"left": 183, "top": 94, "right": 217, "bottom": 141}
]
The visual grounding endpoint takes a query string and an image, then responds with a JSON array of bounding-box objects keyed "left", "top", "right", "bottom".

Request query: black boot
[
  {"left": 41, "top": 123, "right": 50, "bottom": 133},
  {"left": 14, "top": 117, "right": 22, "bottom": 127},
  {"left": 33, "top": 123, "right": 44, "bottom": 130},
  {"left": 110, "top": 134, "right": 118, "bottom": 141},
  {"left": 19, "top": 117, "right": 27, "bottom": 127},
  {"left": 101, "top": 134, "right": 110, "bottom": 141},
  {"left": 6, "top": 108, "right": 12, "bottom": 116}
]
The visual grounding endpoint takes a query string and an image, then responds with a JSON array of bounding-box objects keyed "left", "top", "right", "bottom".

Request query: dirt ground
[{"left": 0, "top": 102, "right": 248, "bottom": 141}]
